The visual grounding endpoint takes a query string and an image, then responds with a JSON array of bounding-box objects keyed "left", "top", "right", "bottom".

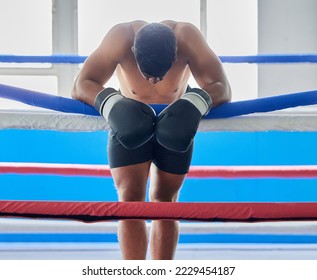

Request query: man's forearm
[
  {"left": 72, "top": 77, "right": 104, "bottom": 107},
  {"left": 204, "top": 82, "right": 231, "bottom": 108}
]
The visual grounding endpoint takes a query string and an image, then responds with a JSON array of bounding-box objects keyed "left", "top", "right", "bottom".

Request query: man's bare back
[{"left": 73, "top": 20, "right": 230, "bottom": 107}]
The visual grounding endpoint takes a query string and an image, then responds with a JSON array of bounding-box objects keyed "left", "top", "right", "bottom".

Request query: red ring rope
[
  {"left": 0, "top": 201, "right": 317, "bottom": 222},
  {"left": 1, "top": 162, "right": 317, "bottom": 178},
  {"left": 1, "top": 163, "right": 317, "bottom": 222},
  {"left": 0, "top": 162, "right": 112, "bottom": 177}
]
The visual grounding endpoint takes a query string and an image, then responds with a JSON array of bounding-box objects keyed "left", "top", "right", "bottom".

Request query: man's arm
[
  {"left": 178, "top": 23, "right": 232, "bottom": 107},
  {"left": 72, "top": 23, "right": 156, "bottom": 149},
  {"left": 71, "top": 23, "right": 132, "bottom": 106}
]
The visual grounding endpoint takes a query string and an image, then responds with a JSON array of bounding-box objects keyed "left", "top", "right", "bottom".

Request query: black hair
[{"left": 133, "top": 23, "right": 177, "bottom": 78}]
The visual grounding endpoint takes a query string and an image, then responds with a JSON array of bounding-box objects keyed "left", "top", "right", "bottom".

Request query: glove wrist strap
[
  {"left": 94, "top": 88, "right": 123, "bottom": 119},
  {"left": 182, "top": 88, "right": 212, "bottom": 116}
]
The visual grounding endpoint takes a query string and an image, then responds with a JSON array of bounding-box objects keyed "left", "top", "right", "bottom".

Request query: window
[
  {"left": 78, "top": 0, "right": 200, "bottom": 55},
  {"left": 0, "top": 0, "right": 259, "bottom": 110},
  {"left": 0, "top": 0, "right": 52, "bottom": 55},
  {"left": 0, "top": 0, "right": 55, "bottom": 109}
]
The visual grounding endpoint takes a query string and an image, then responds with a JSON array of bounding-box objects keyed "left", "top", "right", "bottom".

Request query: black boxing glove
[
  {"left": 155, "top": 88, "right": 212, "bottom": 152},
  {"left": 95, "top": 87, "right": 156, "bottom": 149}
]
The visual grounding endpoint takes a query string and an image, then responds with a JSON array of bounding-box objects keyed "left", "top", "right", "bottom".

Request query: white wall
[
  {"left": 258, "top": 0, "right": 317, "bottom": 97},
  {"left": 207, "top": 0, "right": 258, "bottom": 101}
]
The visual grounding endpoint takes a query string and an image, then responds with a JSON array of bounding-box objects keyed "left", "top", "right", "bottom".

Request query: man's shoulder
[
  {"left": 110, "top": 22, "right": 133, "bottom": 34},
  {"left": 174, "top": 22, "right": 204, "bottom": 49},
  {"left": 104, "top": 22, "right": 137, "bottom": 47},
  {"left": 174, "top": 22, "right": 200, "bottom": 35},
  {"left": 108, "top": 20, "right": 199, "bottom": 41},
  {"left": 112, "top": 20, "right": 197, "bottom": 34},
  {"left": 109, "top": 20, "right": 147, "bottom": 38}
]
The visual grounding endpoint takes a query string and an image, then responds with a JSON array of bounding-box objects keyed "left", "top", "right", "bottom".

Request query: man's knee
[
  {"left": 117, "top": 186, "right": 146, "bottom": 202},
  {"left": 149, "top": 187, "right": 180, "bottom": 202}
]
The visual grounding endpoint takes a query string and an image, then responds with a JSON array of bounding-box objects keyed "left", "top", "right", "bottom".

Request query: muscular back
[{"left": 73, "top": 20, "right": 231, "bottom": 107}]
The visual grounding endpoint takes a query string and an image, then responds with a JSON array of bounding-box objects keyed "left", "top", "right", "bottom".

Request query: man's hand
[{"left": 155, "top": 88, "right": 212, "bottom": 152}]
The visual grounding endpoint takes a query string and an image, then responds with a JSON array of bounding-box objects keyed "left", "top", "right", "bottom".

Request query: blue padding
[
  {"left": 1, "top": 83, "right": 317, "bottom": 118},
  {"left": 0, "top": 83, "right": 99, "bottom": 115},
  {"left": 0, "top": 55, "right": 87, "bottom": 64},
  {"left": 207, "top": 90, "right": 317, "bottom": 118},
  {"left": 220, "top": 54, "right": 317, "bottom": 63},
  {"left": 1, "top": 54, "right": 317, "bottom": 64},
  {"left": 1, "top": 233, "right": 317, "bottom": 244}
]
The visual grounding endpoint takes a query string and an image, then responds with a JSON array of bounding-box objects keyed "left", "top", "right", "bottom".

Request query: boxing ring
[{"left": 0, "top": 54, "right": 317, "bottom": 259}]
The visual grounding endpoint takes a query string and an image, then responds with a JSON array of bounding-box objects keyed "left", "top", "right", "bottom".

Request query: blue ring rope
[
  {"left": 1, "top": 54, "right": 317, "bottom": 64},
  {"left": 1, "top": 83, "right": 317, "bottom": 118}
]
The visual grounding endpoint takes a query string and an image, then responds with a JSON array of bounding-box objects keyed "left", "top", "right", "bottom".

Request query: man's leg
[
  {"left": 111, "top": 161, "right": 152, "bottom": 260},
  {"left": 148, "top": 164, "right": 186, "bottom": 260},
  {"left": 107, "top": 130, "right": 154, "bottom": 259}
]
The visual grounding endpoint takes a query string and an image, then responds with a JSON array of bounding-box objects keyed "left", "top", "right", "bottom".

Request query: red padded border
[{"left": 1, "top": 201, "right": 317, "bottom": 222}]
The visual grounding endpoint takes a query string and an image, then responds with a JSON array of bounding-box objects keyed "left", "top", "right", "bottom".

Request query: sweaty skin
[{"left": 72, "top": 20, "right": 231, "bottom": 260}]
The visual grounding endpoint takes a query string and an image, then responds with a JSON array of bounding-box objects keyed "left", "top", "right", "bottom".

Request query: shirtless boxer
[{"left": 72, "top": 20, "right": 231, "bottom": 260}]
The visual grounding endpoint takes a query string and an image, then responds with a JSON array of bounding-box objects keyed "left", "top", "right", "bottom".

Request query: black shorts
[{"left": 107, "top": 133, "right": 193, "bottom": 175}]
